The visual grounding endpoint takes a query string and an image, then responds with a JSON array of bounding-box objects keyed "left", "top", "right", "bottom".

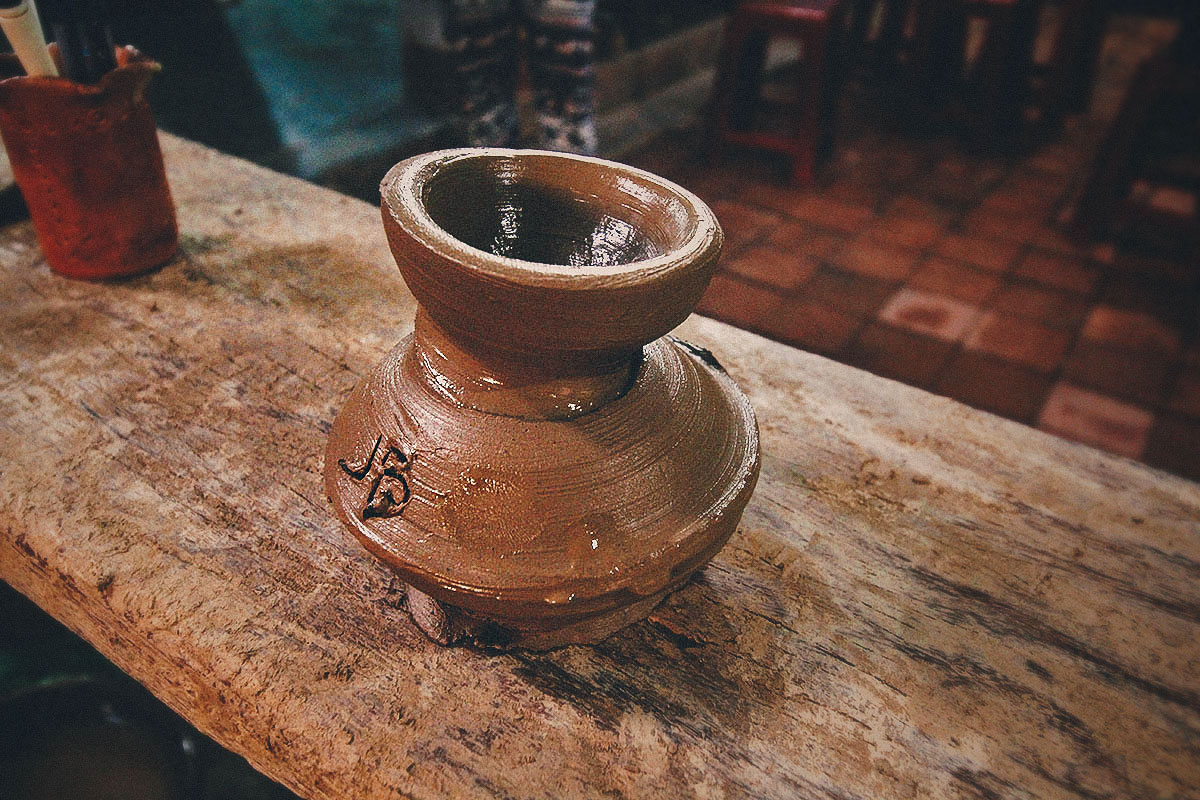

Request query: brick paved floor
[{"left": 624, "top": 16, "right": 1200, "bottom": 481}]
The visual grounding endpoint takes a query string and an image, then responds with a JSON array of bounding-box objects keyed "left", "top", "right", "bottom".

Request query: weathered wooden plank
[{"left": 1, "top": 135, "right": 1198, "bottom": 800}]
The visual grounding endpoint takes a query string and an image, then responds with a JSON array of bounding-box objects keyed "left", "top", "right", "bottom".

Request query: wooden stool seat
[{"left": 709, "top": 0, "right": 847, "bottom": 183}]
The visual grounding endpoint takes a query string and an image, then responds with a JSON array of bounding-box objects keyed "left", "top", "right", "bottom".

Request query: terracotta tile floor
[{"left": 624, "top": 16, "right": 1200, "bottom": 481}]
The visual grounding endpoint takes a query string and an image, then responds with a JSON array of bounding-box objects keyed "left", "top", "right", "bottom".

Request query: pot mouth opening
[{"left": 384, "top": 149, "right": 720, "bottom": 282}]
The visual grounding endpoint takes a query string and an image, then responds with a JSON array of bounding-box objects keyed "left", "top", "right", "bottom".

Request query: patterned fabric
[
  {"left": 443, "top": 0, "right": 597, "bottom": 154},
  {"left": 524, "top": 0, "right": 598, "bottom": 154}
]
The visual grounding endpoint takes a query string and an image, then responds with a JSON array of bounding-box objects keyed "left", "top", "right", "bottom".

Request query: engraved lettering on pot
[{"left": 339, "top": 435, "right": 413, "bottom": 521}]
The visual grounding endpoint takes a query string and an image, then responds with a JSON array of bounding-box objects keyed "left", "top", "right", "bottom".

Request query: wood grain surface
[{"left": 1, "top": 136, "right": 1198, "bottom": 800}]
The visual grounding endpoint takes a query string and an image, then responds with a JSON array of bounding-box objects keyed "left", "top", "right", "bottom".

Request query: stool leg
[
  {"left": 875, "top": 0, "right": 911, "bottom": 70},
  {"left": 1040, "top": 0, "right": 1087, "bottom": 130},
  {"left": 1074, "top": 54, "right": 1167, "bottom": 237},
  {"left": 910, "top": 0, "right": 964, "bottom": 118},
  {"left": 1065, "top": 0, "right": 1110, "bottom": 114},
  {"left": 791, "top": 26, "right": 830, "bottom": 183},
  {"left": 822, "top": 6, "right": 852, "bottom": 161},
  {"left": 968, "top": 0, "right": 1039, "bottom": 143},
  {"left": 709, "top": 14, "right": 757, "bottom": 159},
  {"left": 846, "top": 0, "right": 874, "bottom": 59},
  {"left": 730, "top": 29, "right": 770, "bottom": 132}
]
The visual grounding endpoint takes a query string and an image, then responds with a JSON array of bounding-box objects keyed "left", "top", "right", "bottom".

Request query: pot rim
[{"left": 380, "top": 147, "right": 723, "bottom": 288}]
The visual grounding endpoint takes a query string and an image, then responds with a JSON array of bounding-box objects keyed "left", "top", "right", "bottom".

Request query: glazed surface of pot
[{"left": 326, "top": 148, "right": 760, "bottom": 649}]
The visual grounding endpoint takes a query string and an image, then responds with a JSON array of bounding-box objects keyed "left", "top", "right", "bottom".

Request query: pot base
[
  {"left": 324, "top": 336, "right": 759, "bottom": 650},
  {"left": 402, "top": 584, "right": 673, "bottom": 650}
]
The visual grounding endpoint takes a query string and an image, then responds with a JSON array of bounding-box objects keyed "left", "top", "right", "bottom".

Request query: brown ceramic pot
[
  {"left": 0, "top": 46, "right": 177, "bottom": 280},
  {"left": 325, "top": 149, "right": 760, "bottom": 649}
]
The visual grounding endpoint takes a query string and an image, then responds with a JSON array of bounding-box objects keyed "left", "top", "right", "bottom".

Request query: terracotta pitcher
[{"left": 325, "top": 149, "right": 760, "bottom": 649}]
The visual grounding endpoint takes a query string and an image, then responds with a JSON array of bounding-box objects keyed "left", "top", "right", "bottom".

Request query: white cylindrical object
[{"left": 0, "top": 1, "right": 58, "bottom": 78}]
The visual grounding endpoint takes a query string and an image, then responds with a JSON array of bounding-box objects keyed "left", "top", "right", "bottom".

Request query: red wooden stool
[{"left": 709, "top": 0, "right": 848, "bottom": 183}]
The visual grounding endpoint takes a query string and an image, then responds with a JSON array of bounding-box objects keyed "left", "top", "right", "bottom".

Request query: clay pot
[
  {"left": 325, "top": 149, "right": 759, "bottom": 649},
  {"left": 0, "top": 47, "right": 177, "bottom": 280}
]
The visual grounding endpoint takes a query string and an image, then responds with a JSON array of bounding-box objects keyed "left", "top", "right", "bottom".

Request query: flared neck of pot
[
  {"left": 379, "top": 148, "right": 724, "bottom": 419},
  {"left": 410, "top": 310, "right": 639, "bottom": 419}
]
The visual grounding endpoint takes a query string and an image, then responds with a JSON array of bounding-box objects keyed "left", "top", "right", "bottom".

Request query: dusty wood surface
[{"left": 1, "top": 135, "right": 1198, "bottom": 800}]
